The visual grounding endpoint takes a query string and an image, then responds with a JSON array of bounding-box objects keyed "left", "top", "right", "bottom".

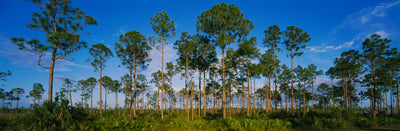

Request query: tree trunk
[
  {"left": 161, "top": 38, "right": 164, "bottom": 120},
  {"left": 323, "top": 96, "right": 325, "bottom": 113},
  {"left": 203, "top": 71, "right": 207, "bottom": 116},
  {"left": 198, "top": 70, "right": 201, "bottom": 117},
  {"left": 397, "top": 71, "right": 399, "bottom": 114},
  {"left": 70, "top": 89, "right": 72, "bottom": 107},
  {"left": 190, "top": 68, "right": 194, "bottom": 120},
  {"left": 344, "top": 77, "right": 347, "bottom": 109},
  {"left": 116, "top": 92, "right": 118, "bottom": 109},
  {"left": 48, "top": 48, "right": 57, "bottom": 102},
  {"left": 312, "top": 81, "right": 314, "bottom": 109},
  {"left": 253, "top": 77, "right": 256, "bottom": 113},
  {"left": 170, "top": 78, "right": 173, "bottom": 113},
  {"left": 273, "top": 43, "right": 278, "bottom": 113},
  {"left": 247, "top": 59, "right": 250, "bottom": 117},
  {"left": 213, "top": 74, "right": 216, "bottom": 114},
  {"left": 91, "top": 85, "right": 93, "bottom": 113},
  {"left": 291, "top": 51, "right": 294, "bottom": 116},
  {"left": 105, "top": 87, "right": 107, "bottom": 111},
  {"left": 133, "top": 58, "right": 137, "bottom": 119},
  {"left": 222, "top": 47, "right": 226, "bottom": 119},
  {"left": 186, "top": 56, "right": 189, "bottom": 121},
  {"left": 16, "top": 95, "right": 19, "bottom": 115},
  {"left": 100, "top": 68, "right": 103, "bottom": 118},
  {"left": 265, "top": 76, "right": 268, "bottom": 113},
  {"left": 372, "top": 60, "right": 376, "bottom": 118},
  {"left": 81, "top": 88, "right": 84, "bottom": 107},
  {"left": 303, "top": 90, "right": 306, "bottom": 116}
]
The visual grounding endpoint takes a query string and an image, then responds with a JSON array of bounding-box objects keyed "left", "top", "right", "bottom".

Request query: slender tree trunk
[
  {"left": 228, "top": 90, "right": 231, "bottom": 117},
  {"left": 170, "top": 78, "right": 173, "bottom": 113},
  {"left": 390, "top": 75, "right": 393, "bottom": 114},
  {"left": 331, "top": 78, "right": 335, "bottom": 109},
  {"left": 291, "top": 52, "right": 295, "bottom": 116},
  {"left": 273, "top": 44, "right": 278, "bottom": 113},
  {"left": 16, "top": 95, "right": 19, "bottom": 115},
  {"left": 222, "top": 47, "right": 226, "bottom": 119},
  {"left": 91, "top": 86, "right": 93, "bottom": 113},
  {"left": 48, "top": 48, "right": 57, "bottom": 102},
  {"left": 190, "top": 68, "right": 194, "bottom": 120},
  {"left": 203, "top": 71, "right": 207, "bottom": 116},
  {"left": 247, "top": 59, "right": 250, "bottom": 117},
  {"left": 81, "top": 88, "right": 84, "bottom": 107},
  {"left": 253, "top": 78, "right": 255, "bottom": 113},
  {"left": 265, "top": 76, "right": 268, "bottom": 113},
  {"left": 161, "top": 38, "right": 164, "bottom": 120},
  {"left": 198, "top": 70, "right": 201, "bottom": 117},
  {"left": 133, "top": 59, "right": 138, "bottom": 119},
  {"left": 303, "top": 90, "right": 306, "bottom": 116},
  {"left": 323, "top": 96, "right": 325, "bottom": 113},
  {"left": 186, "top": 57, "right": 189, "bottom": 121},
  {"left": 100, "top": 68, "right": 103, "bottom": 118},
  {"left": 70, "top": 89, "right": 72, "bottom": 107},
  {"left": 372, "top": 61, "right": 376, "bottom": 118},
  {"left": 312, "top": 81, "right": 314, "bottom": 109},
  {"left": 115, "top": 92, "right": 118, "bottom": 109},
  {"left": 105, "top": 87, "right": 108, "bottom": 111},
  {"left": 213, "top": 74, "right": 216, "bottom": 114},
  {"left": 397, "top": 70, "right": 399, "bottom": 114},
  {"left": 344, "top": 77, "right": 347, "bottom": 109}
]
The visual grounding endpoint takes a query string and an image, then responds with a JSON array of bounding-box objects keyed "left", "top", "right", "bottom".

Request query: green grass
[{"left": 1, "top": 101, "right": 400, "bottom": 130}]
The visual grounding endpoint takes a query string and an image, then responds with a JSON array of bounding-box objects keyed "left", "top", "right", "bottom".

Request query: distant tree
[
  {"left": 101, "top": 76, "right": 113, "bottom": 111},
  {"left": 284, "top": 26, "right": 311, "bottom": 116},
  {"left": 150, "top": 11, "right": 176, "bottom": 120},
  {"left": 88, "top": 43, "right": 113, "bottom": 118},
  {"left": 11, "top": 0, "right": 96, "bottom": 102},
  {"left": 120, "top": 74, "right": 132, "bottom": 115},
  {"left": 110, "top": 80, "right": 122, "bottom": 109},
  {"left": 263, "top": 25, "right": 283, "bottom": 111},
  {"left": 115, "top": 30, "right": 151, "bottom": 119},
  {"left": 259, "top": 49, "right": 274, "bottom": 113},
  {"left": 294, "top": 65, "right": 309, "bottom": 116},
  {"left": 11, "top": 88, "right": 25, "bottom": 114},
  {"left": 29, "top": 83, "right": 45, "bottom": 106},
  {"left": 6, "top": 91, "right": 15, "bottom": 117},
  {"left": 361, "top": 34, "right": 390, "bottom": 118},
  {"left": 317, "top": 83, "right": 330, "bottom": 113},
  {"left": 136, "top": 74, "right": 148, "bottom": 113},
  {"left": 63, "top": 78, "right": 74, "bottom": 107},
  {"left": 197, "top": 3, "right": 253, "bottom": 119},
  {"left": 77, "top": 79, "right": 89, "bottom": 107},
  {"left": 150, "top": 70, "right": 168, "bottom": 115},
  {"left": 166, "top": 62, "right": 179, "bottom": 113},
  {"left": 193, "top": 35, "right": 217, "bottom": 116},
  {"left": 236, "top": 37, "right": 259, "bottom": 116},
  {"left": 306, "top": 64, "right": 323, "bottom": 107},
  {"left": 278, "top": 64, "right": 292, "bottom": 112},
  {"left": 86, "top": 77, "right": 97, "bottom": 113},
  {"left": 174, "top": 32, "right": 196, "bottom": 121}
]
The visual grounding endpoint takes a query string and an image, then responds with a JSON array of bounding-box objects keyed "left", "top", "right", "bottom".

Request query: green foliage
[{"left": 6, "top": 94, "right": 94, "bottom": 130}]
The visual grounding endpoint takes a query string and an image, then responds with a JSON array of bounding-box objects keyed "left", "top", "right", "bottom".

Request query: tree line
[{"left": 3, "top": 0, "right": 399, "bottom": 121}]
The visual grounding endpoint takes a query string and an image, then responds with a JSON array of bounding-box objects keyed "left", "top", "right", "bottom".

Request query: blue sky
[{"left": 0, "top": 0, "right": 399, "bottom": 108}]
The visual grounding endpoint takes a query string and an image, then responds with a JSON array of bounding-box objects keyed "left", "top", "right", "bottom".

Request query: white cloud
[
  {"left": 334, "top": 41, "right": 353, "bottom": 50},
  {"left": 147, "top": 44, "right": 178, "bottom": 76},
  {"left": 0, "top": 35, "right": 88, "bottom": 72},
  {"left": 374, "top": 31, "right": 390, "bottom": 38},
  {"left": 331, "top": 0, "right": 400, "bottom": 36},
  {"left": 308, "top": 46, "right": 328, "bottom": 53}
]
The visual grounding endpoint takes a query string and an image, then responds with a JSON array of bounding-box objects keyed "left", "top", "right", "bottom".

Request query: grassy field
[{"left": 1, "top": 101, "right": 400, "bottom": 131}]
